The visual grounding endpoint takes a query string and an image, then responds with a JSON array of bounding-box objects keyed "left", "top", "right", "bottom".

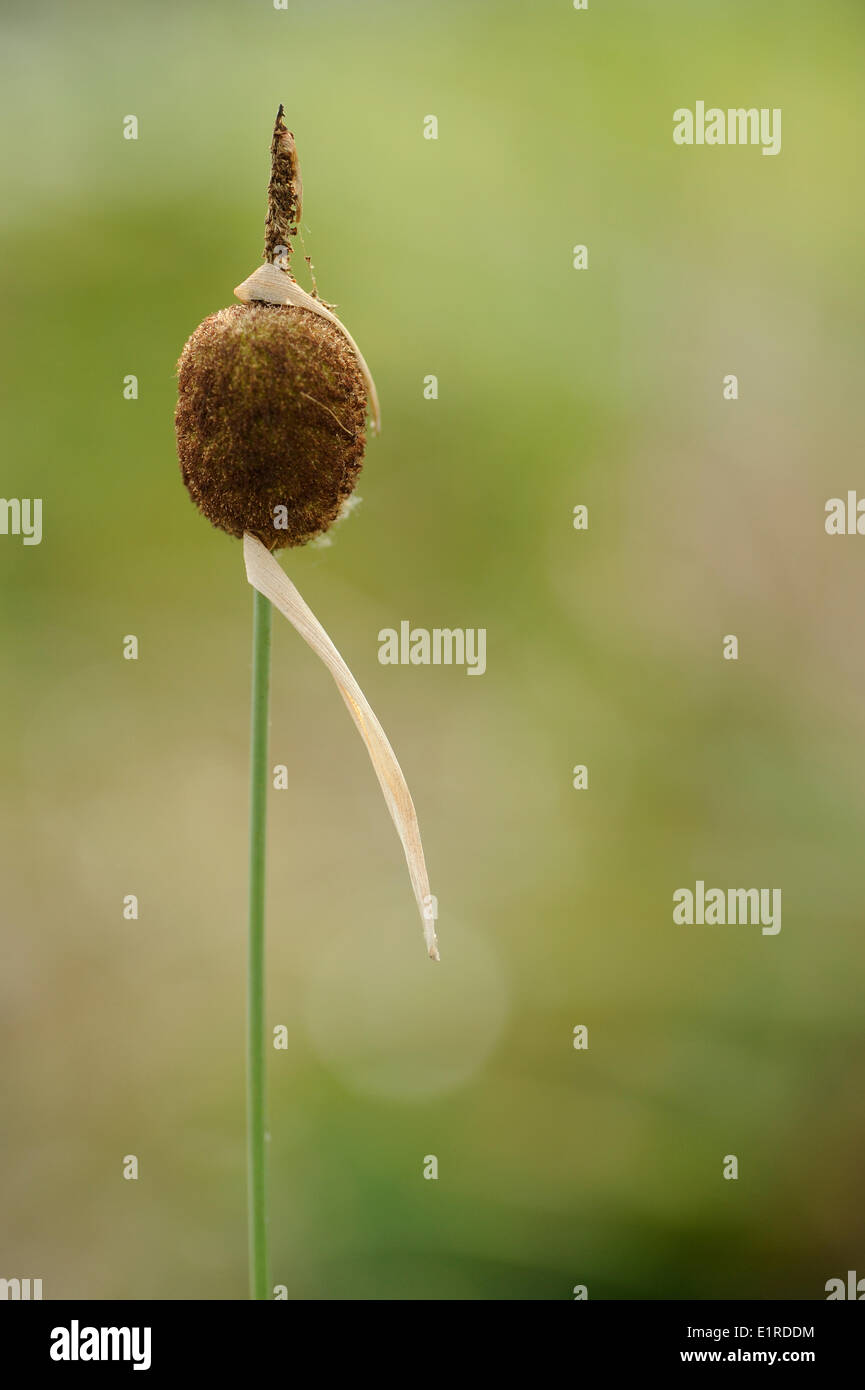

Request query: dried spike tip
[{"left": 264, "top": 104, "right": 303, "bottom": 265}]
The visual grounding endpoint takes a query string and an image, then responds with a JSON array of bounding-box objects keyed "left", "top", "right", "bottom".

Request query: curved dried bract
[
  {"left": 243, "top": 533, "right": 439, "bottom": 961},
  {"left": 235, "top": 263, "right": 381, "bottom": 434}
]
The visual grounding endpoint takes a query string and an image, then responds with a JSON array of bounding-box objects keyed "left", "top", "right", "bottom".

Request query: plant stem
[{"left": 247, "top": 586, "right": 272, "bottom": 1300}]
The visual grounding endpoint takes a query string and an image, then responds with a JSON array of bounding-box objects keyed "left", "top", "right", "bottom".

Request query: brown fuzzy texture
[{"left": 175, "top": 302, "right": 367, "bottom": 549}]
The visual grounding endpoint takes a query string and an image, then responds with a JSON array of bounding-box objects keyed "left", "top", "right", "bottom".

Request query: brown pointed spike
[{"left": 264, "top": 109, "right": 302, "bottom": 264}]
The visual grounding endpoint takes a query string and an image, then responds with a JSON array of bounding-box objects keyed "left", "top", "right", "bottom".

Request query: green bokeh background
[{"left": 1, "top": 0, "right": 864, "bottom": 1299}]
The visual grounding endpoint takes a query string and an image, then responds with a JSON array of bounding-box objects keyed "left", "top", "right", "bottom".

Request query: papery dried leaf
[{"left": 243, "top": 533, "right": 439, "bottom": 960}]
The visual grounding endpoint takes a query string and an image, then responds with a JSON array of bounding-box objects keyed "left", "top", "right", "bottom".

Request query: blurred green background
[{"left": 2, "top": 0, "right": 864, "bottom": 1300}]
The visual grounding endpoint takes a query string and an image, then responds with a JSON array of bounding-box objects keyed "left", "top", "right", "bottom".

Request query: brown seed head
[{"left": 175, "top": 302, "right": 367, "bottom": 549}]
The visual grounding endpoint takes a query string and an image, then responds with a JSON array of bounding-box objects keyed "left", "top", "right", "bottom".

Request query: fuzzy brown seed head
[{"left": 175, "top": 302, "right": 367, "bottom": 549}]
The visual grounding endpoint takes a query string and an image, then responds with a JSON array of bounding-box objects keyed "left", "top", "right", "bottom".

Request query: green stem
[{"left": 247, "top": 587, "right": 272, "bottom": 1300}]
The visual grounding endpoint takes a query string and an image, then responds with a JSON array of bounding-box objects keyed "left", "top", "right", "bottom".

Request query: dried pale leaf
[
  {"left": 235, "top": 263, "right": 381, "bottom": 434},
  {"left": 243, "top": 533, "right": 439, "bottom": 961}
]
